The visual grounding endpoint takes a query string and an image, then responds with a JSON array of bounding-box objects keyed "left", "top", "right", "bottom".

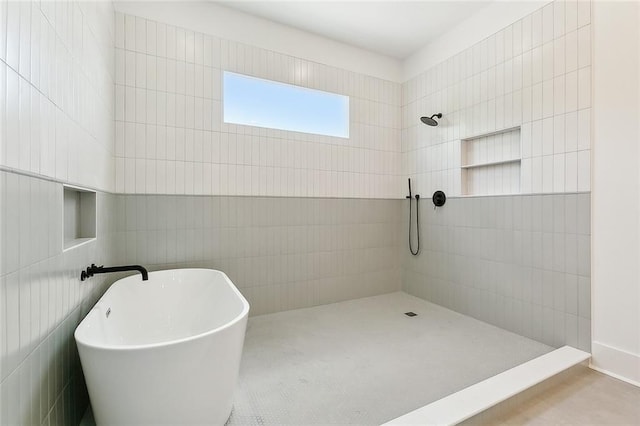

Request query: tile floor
[
  {"left": 227, "top": 292, "right": 552, "bottom": 425},
  {"left": 81, "top": 291, "right": 639, "bottom": 425}
]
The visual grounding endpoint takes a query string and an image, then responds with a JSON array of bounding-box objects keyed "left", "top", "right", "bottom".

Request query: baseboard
[{"left": 591, "top": 341, "right": 640, "bottom": 387}]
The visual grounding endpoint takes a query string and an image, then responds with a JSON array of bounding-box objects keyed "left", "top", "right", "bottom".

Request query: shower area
[{"left": 0, "top": 0, "right": 593, "bottom": 424}]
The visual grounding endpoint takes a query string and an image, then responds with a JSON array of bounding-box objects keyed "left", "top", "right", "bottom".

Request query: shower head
[{"left": 420, "top": 113, "right": 442, "bottom": 126}]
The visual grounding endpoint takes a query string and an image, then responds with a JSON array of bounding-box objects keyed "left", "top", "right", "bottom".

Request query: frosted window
[{"left": 223, "top": 71, "right": 349, "bottom": 138}]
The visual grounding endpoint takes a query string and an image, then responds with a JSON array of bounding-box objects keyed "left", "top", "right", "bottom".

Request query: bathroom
[{"left": 1, "top": 0, "right": 639, "bottom": 424}]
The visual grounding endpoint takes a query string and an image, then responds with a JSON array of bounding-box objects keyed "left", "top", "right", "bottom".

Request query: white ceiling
[{"left": 216, "top": 1, "right": 494, "bottom": 59}]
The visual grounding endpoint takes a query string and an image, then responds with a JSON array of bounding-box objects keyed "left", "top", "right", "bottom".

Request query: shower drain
[{"left": 404, "top": 312, "right": 417, "bottom": 317}]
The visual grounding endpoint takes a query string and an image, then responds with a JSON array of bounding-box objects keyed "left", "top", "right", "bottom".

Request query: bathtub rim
[{"left": 74, "top": 268, "right": 250, "bottom": 352}]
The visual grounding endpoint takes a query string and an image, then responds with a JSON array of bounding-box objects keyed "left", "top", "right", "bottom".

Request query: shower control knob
[{"left": 432, "top": 190, "right": 446, "bottom": 207}]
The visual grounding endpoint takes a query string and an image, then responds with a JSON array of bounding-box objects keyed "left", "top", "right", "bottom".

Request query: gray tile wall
[
  {"left": 0, "top": 171, "right": 118, "bottom": 425},
  {"left": 402, "top": 193, "right": 591, "bottom": 352},
  {"left": 114, "top": 195, "right": 403, "bottom": 315}
]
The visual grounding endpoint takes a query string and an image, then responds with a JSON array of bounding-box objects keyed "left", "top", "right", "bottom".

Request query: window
[{"left": 223, "top": 71, "right": 349, "bottom": 138}]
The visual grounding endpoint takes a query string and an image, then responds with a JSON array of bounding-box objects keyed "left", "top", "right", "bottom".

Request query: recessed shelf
[
  {"left": 63, "top": 185, "right": 97, "bottom": 251},
  {"left": 460, "top": 126, "right": 521, "bottom": 142},
  {"left": 461, "top": 158, "right": 521, "bottom": 169},
  {"left": 461, "top": 127, "right": 521, "bottom": 196}
]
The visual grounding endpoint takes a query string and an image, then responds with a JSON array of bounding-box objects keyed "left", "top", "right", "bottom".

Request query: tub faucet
[{"left": 81, "top": 264, "right": 149, "bottom": 281}]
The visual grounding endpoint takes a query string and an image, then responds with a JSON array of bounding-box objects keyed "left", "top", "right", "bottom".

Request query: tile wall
[
  {"left": 402, "top": 0, "right": 592, "bottom": 196},
  {"left": 0, "top": 1, "right": 595, "bottom": 424},
  {"left": 401, "top": 0, "right": 592, "bottom": 351},
  {"left": 0, "top": 1, "right": 115, "bottom": 191},
  {"left": 114, "top": 195, "right": 402, "bottom": 316},
  {"left": 0, "top": 173, "right": 118, "bottom": 425},
  {"left": 0, "top": 1, "right": 116, "bottom": 424},
  {"left": 114, "top": 13, "right": 403, "bottom": 199},
  {"left": 402, "top": 194, "right": 591, "bottom": 351},
  {"left": 111, "top": 12, "right": 406, "bottom": 319}
]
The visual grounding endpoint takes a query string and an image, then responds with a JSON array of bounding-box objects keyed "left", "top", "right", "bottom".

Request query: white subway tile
[
  {"left": 522, "top": 50, "right": 532, "bottom": 88},
  {"left": 185, "top": 30, "right": 195, "bottom": 63},
  {"left": 115, "top": 121, "right": 125, "bottom": 157},
  {"left": 176, "top": 28, "right": 186, "bottom": 62},
  {"left": 195, "top": 32, "right": 204, "bottom": 65},
  {"left": 146, "top": 160, "right": 157, "bottom": 192},
  {"left": 565, "top": 151, "right": 577, "bottom": 192},
  {"left": 553, "top": 75, "right": 565, "bottom": 115},
  {"left": 135, "top": 158, "right": 146, "bottom": 193},
  {"left": 577, "top": 108, "right": 591, "bottom": 151},
  {"left": 553, "top": 0, "right": 565, "bottom": 39},
  {"left": 135, "top": 53, "right": 147, "bottom": 88},
  {"left": 18, "top": 2, "right": 31, "bottom": 80},
  {"left": 115, "top": 157, "right": 125, "bottom": 192},
  {"left": 542, "top": 3, "right": 554, "bottom": 44},
  {"left": 157, "top": 22, "right": 167, "bottom": 57},
  {"left": 504, "top": 25, "right": 513, "bottom": 60},
  {"left": 521, "top": 122, "right": 532, "bottom": 158},
  {"left": 176, "top": 160, "right": 186, "bottom": 193},
  {"left": 577, "top": 25, "right": 591, "bottom": 68},
  {"left": 521, "top": 158, "right": 532, "bottom": 193},
  {"left": 531, "top": 46, "right": 542, "bottom": 84},
  {"left": 531, "top": 119, "right": 542, "bottom": 157},
  {"left": 513, "top": 20, "right": 523, "bottom": 56},
  {"left": 135, "top": 88, "right": 146, "bottom": 123},
  {"left": 125, "top": 50, "right": 135, "bottom": 86},
  {"left": 542, "top": 79, "right": 553, "bottom": 119},
  {"left": 146, "top": 20, "right": 157, "bottom": 55},
  {"left": 565, "top": 70, "right": 578, "bottom": 112},
  {"left": 531, "top": 9, "right": 543, "bottom": 48},
  {"left": 542, "top": 117, "right": 554, "bottom": 156},
  {"left": 553, "top": 37, "right": 565, "bottom": 77},
  {"left": 577, "top": 66, "right": 591, "bottom": 110},
  {"left": 495, "top": 30, "right": 505, "bottom": 64},
  {"left": 532, "top": 82, "right": 543, "bottom": 121},
  {"left": 166, "top": 25, "right": 176, "bottom": 59},
  {"left": 553, "top": 114, "right": 565, "bottom": 154},
  {"left": 542, "top": 42, "right": 554, "bottom": 81},
  {"left": 124, "top": 14, "right": 136, "bottom": 51},
  {"left": 146, "top": 91, "right": 157, "bottom": 125},
  {"left": 115, "top": 12, "right": 125, "bottom": 49},
  {"left": 145, "top": 56, "right": 157, "bottom": 90},
  {"left": 577, "top": 150, "right": 590, "bottom": 191},
  {"left": 532, "top": 156, "right": 542, "bottom": 193},
  {"left": 125, "top": 158, "right": 136, "bottom": 192},
  {"left": 182, "top": 62, "right": 193, "bottom": 96},
  {"left": 135, "top": 123, "right": 146, "bottom": 159},
  {"left": 542, "top": 155, "right": 553, "bottom": 193},
  {"left": 176, "top": 60, "right": 189, "bottom": 94},
  {"left": 522, "top": 15, "right": 532, "bottom": 52},
  {"left": 135, "top": 17, "right": 146, "bottom": 53},
  {"left": 565, "top": 111, "right": 578, "bottom": 152},
  {"left": 124, "top": 122, "right": 135, "bottom": 158},
  {"left": 577, "top": 0, "right": 591, "bottom": 27},
  {"left": 553, "top": 153, "right": 565, "bottom": 192},
  {"left": 565, "top": 0, "right": 578, "bottom": 32},
  {"left": 565, "top": 30, "right": 578, "bottom": 73}
]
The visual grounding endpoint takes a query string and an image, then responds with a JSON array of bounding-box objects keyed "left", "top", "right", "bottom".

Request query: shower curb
[{"left": 382, "top": 346, "right": 591, "bottom": 426}]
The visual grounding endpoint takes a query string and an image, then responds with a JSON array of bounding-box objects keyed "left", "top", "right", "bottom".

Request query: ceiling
[{"left": 216, "top": 1, "right": 494, "bottom": 59}]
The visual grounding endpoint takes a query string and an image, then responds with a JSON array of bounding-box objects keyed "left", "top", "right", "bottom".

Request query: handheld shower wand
[{"left": 406, "top": 179, "right": 420, "bottom": 256}]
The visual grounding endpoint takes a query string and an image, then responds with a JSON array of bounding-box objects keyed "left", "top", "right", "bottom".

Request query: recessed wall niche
[
  {"left": 63, "top": 185, "right": 97, "bottom": 250},
  {"left": 461, "top": 127, "right": 521, "bottom": 196}
]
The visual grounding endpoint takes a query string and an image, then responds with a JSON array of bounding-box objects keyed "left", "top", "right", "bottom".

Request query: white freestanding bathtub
[{"left": 75, "top": 269, "right": 249, "bottom": 425}]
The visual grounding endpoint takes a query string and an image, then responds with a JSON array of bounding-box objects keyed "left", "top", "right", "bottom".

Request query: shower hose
[{"left": 408, "top": 194, "right": 420, "bottom": 256}]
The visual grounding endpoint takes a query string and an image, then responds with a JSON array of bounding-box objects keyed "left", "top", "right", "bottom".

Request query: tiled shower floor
[{"left": 227, "top": 292, "right": 552, "bottom": 425}]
